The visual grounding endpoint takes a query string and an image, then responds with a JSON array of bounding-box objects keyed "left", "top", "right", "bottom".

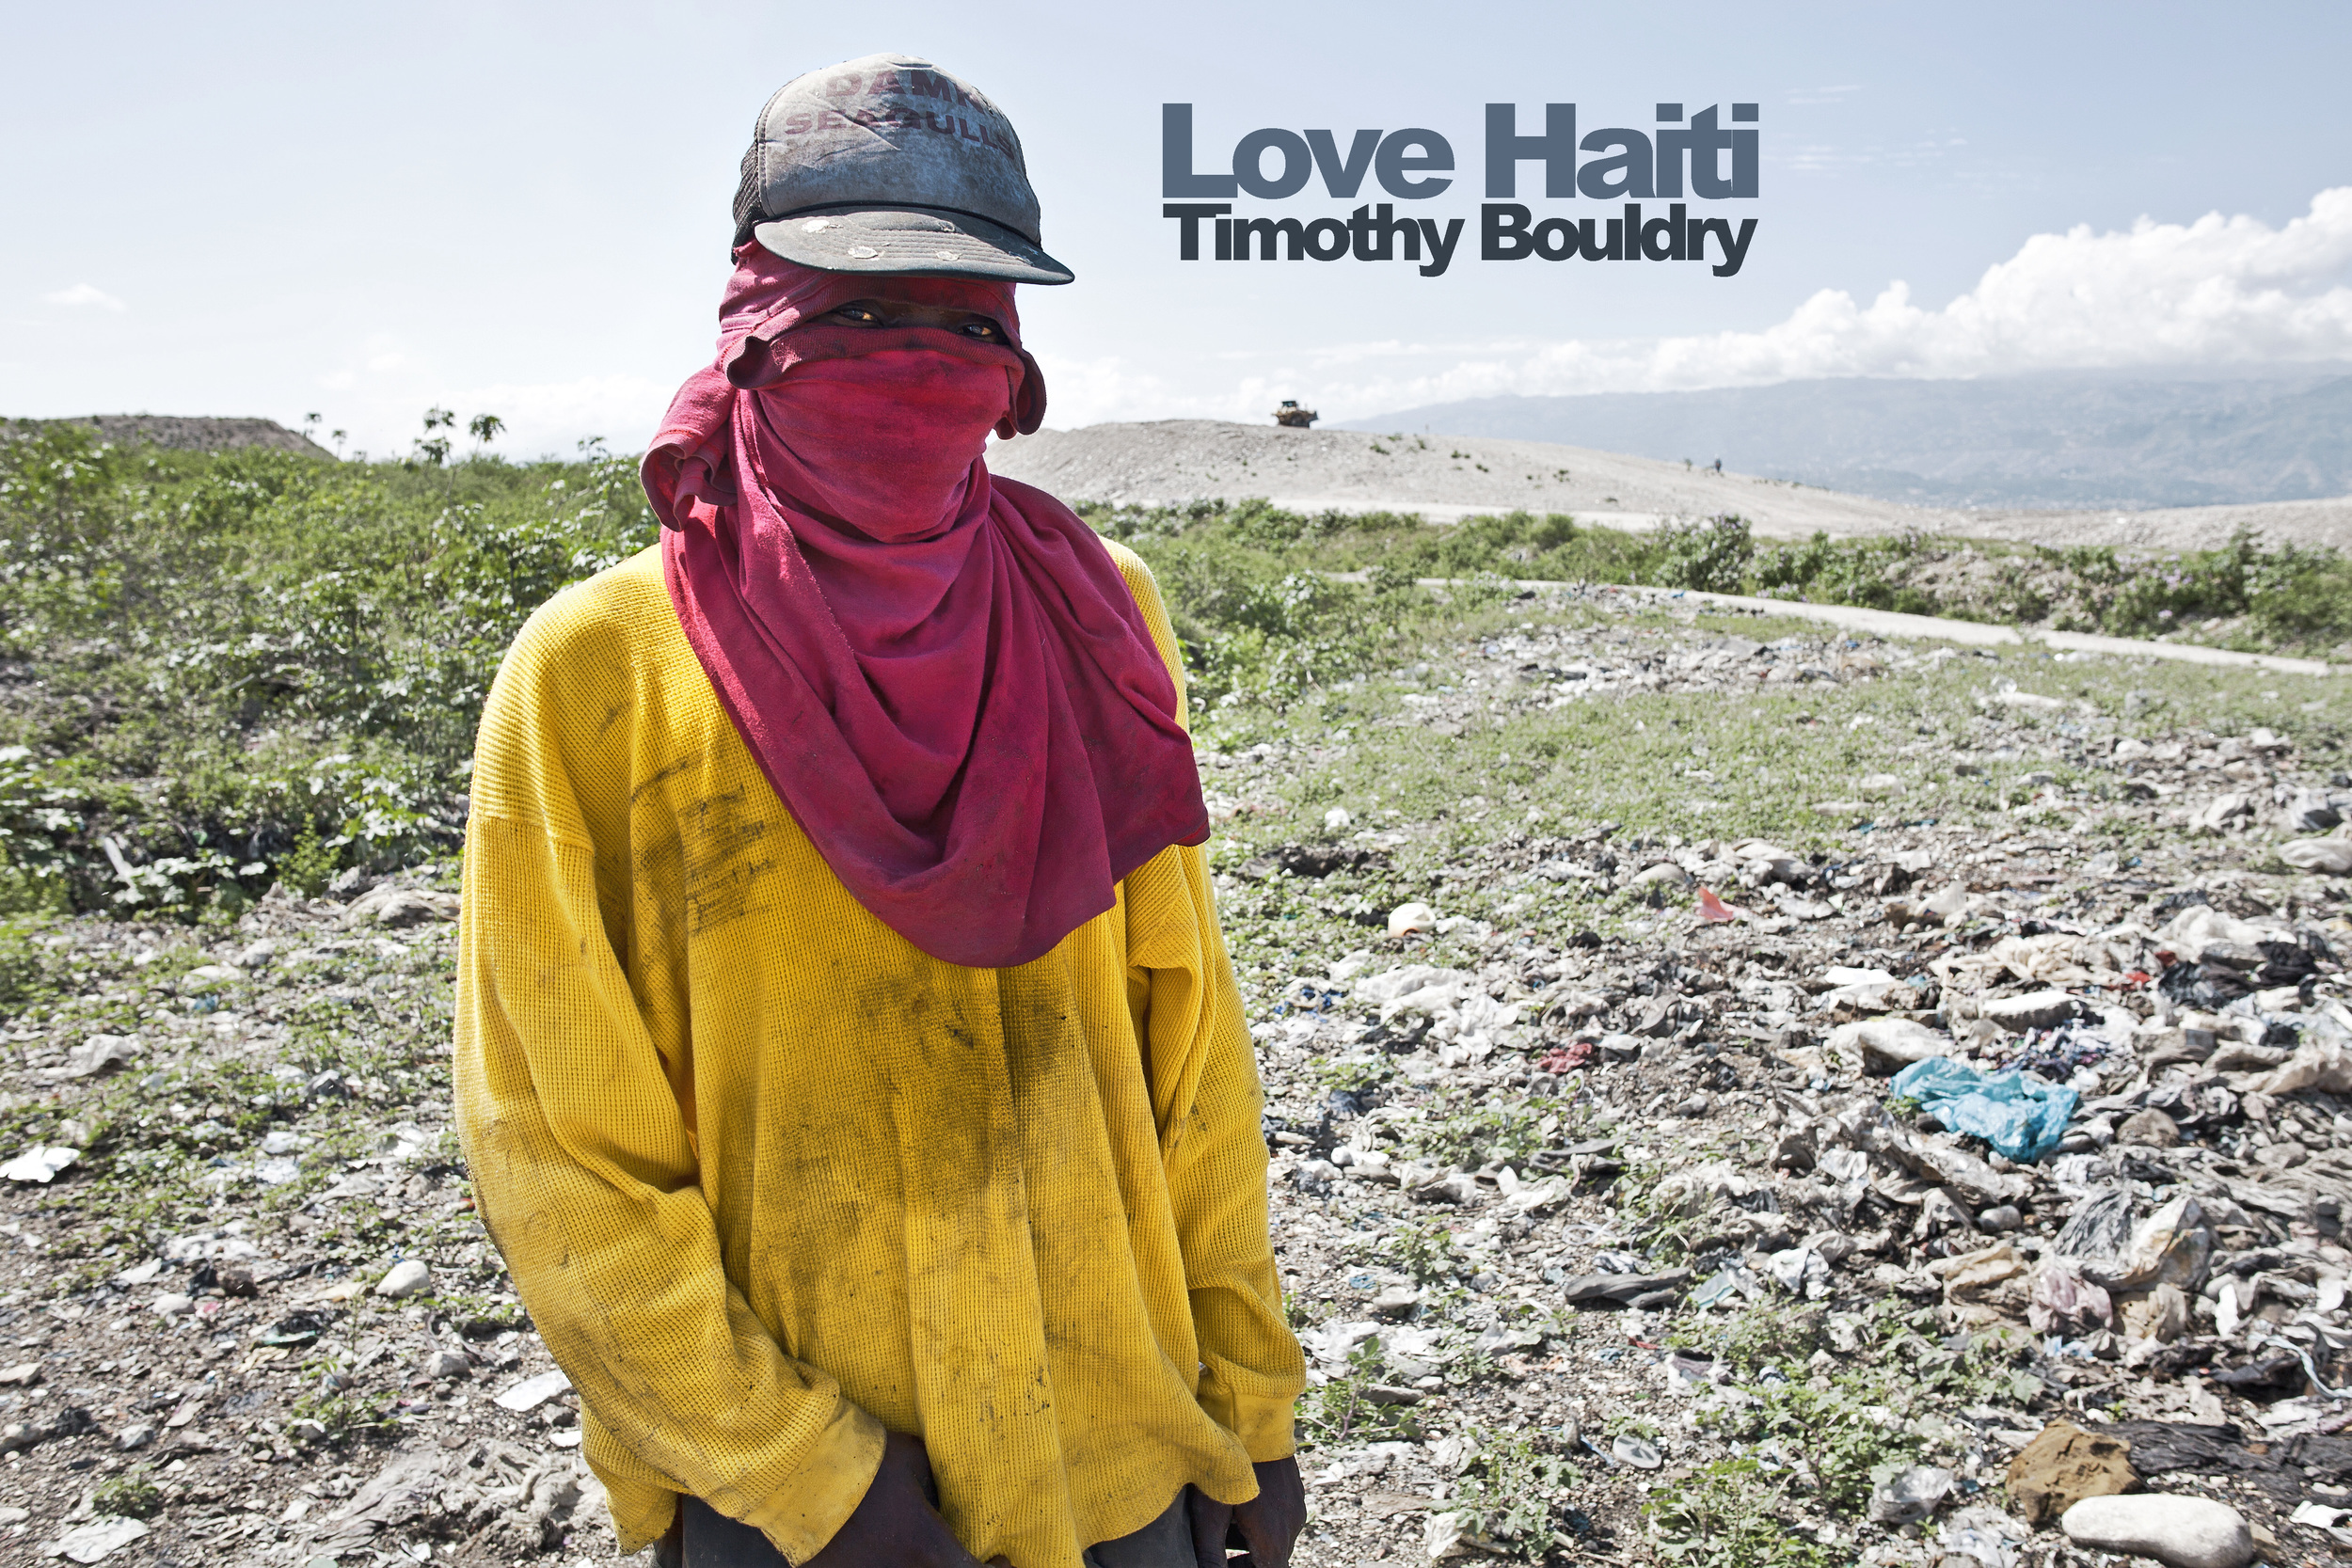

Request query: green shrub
[
  {"left": 90, "top": 1472, "right": 163, "bottom": 1519},
  {"left": 0, "top": 421, "right": 656, "bottom": 914},
  {"left": 1647, "top": 1457, "right": 1841, "bottom": 1568},
  {"left": 1450, "top": 1426, "right": 1582, "bottom": 1562}
]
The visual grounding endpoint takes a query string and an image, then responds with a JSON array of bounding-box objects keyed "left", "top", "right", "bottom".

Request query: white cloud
[
  {"left": 42, "top": 283, "right": 125, "bottom": 312},
  {"left": 1041, "top": 186, "right": 2352, "bottom": 428}
]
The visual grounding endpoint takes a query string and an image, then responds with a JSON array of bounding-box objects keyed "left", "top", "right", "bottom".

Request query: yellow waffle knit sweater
[{"left": 453, "top": 542, "right": 1302, "bottom": 1568}]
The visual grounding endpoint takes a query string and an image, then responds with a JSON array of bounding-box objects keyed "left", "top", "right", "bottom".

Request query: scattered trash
[
  {"left": 1386, "top": 901, "right": 1437, "bottom": 936},
  {"left": 1867, "top": 1463, "right": 1954, "bottom": 1525},
  {"left": 1888, "top": 1057, "right": 2080, "bottom": 1162},
  {"left": 1610, "top": 1434, "right": 1661, "bottom": 1470},
  {"left": 2278, "top": 838, "right": 2352, "bottom": 876},
  {"left": 1695, "top": 886, "right": 1748, "bottom": 922}
]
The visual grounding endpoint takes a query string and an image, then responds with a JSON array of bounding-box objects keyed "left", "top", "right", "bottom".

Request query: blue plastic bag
[{"left": 1889, "top": 1056, "right": 2079, "bottom": 1164}]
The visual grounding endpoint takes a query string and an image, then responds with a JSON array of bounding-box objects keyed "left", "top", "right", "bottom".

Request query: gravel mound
[
  {"left": 990, "top": 420, "right": 2352, "bottom": 551},
  {"left": 3, "top": 415, "right": 335, "bottom": 460}
]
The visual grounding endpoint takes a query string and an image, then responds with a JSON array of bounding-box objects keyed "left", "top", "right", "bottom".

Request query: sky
[{"left": 4, "top": 1, "right": 2350, "bottom": 458}]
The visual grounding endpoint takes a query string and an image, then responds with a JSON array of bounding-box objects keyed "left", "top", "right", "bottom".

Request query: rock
[
  {"left": 1371, "top": 1286, "right": 1422, "bottom": 1319},
  {"left": 2280, "top": 837, "right": 2352, "bottom": 875},
  {"left": 1386, "top": 901, "right": 1437, "bottom": 937},
  {"left": 493, "top": 1370, "right": 574, "bottom": 1413},
  {"left": 374, "top": 1259, "right": 433, "bottom": 1299},
  {"left": 1977, "top": 1205, "right": 2022, "bottom": 1232},
  {"left": 344, "top": 884, "right": 461, "bottom": 928},
  {"left": 1979, "top": 990, "right": 2079, "bottom": 1032},
  {"left": 149, "top": 1293, "right": 194, "bottom": 1317},
  {"left": 1628, "top": 862, "right": 1690, "bottom": 888},
  {"left": 49, "top": 1515, "right": 150, "bottom": 1564},
  {"left": 423, "top": 1350, "right": 471, "bottom": 1380},
  {"left": 1830, "top": 1017, "right": 1947, "bottom": 1074},
  {"left": 1868, "top": 1464, "right": 1955, "bottom": 1525},
  {"left": 1673, "top": 1094, "right": 1710, "bottom": 1117},
  {"left": 2007, "top": 1420, "right": 2137, "bottom": 1526},
  {"left": 112, "top": 1422, "right": 153, "bottom": 1450},
  {"left": 216, "top": 1264, "right": 258, "bottom": 1297},
  {"left": 2060, "top": 1494, "right": 2253, "bottom": 1568},
  {"left": 2117, "top": 1108, "right": 2181, "bottom": 1148}
]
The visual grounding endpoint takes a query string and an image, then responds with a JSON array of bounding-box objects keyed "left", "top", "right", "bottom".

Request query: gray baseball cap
[{"left": 733, "top": 54, "right": 1073, "bottom": 285}]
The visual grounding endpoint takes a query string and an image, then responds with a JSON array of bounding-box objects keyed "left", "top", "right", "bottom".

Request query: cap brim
[{"left": 753, "top": 205, "right": 1073, "bottom": 285}]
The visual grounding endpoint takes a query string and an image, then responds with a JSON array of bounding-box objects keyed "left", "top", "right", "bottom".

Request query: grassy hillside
[
  {"left": 1086, "top": 499, "right": 2352, "bottom": 706},
  {"left": 1, "top": 421, "right": 2344, "bottom": 920},
  {"left": 0, "top": 423, "right": 655, "bottom": 914}
]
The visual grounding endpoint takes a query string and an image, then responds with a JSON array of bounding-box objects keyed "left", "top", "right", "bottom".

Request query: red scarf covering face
[{"left": 641, "top": 246, "right": 1208, "bottom": 970}]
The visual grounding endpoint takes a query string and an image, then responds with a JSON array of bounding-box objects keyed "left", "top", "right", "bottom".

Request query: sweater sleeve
[
  {"left": 1126, "top": 845, "right": 1306, "bottom": 1464},
  {"left": 1110, "top": 547, "right": 1306, "bottom": 1464},
  {"left": 453, "top": 593, "right": 885, "bottom": 1560}
]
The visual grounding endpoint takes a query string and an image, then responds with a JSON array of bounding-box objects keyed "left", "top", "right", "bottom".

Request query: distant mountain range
[{"left": 1342, "top": 371, "right": 2352, "bottom": 510}]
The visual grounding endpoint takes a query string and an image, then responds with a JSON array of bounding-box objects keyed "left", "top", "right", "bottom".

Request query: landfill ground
[{"left": 2, "top": 586, "right": 2350, "bottom": 1567}]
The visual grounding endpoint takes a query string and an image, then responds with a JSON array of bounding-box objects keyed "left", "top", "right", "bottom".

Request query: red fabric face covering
[{"left": 642, "top": 246, "right": 1209, "bottom": 970}]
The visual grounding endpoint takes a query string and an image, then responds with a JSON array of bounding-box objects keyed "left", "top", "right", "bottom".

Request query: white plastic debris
[
  {"left": 160, "top": 1227, "right": 260, "bottom": 1263},
  {"left": 1385, "top": 901, "right": 1437, "bottom": 937},
  {"left": 52, "top": 1037, "right": 135, "bottom": 1080},
  {"left": 1610, "top": 1434, "right": 1661, "bottom": 1469},
  {"left": 1, "top": 1147, "right": 78, "bottom": 1183},
  {"left": 2280, "top": 838, "right": 2352, "bottom": 875},
  {"left": 1867, "top": 1464, "right": 1954, "bottom": 1525}
]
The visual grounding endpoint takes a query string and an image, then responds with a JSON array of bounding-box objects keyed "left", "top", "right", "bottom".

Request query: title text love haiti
[{"left": 1160, "top": 103, "right": 1760, "bottom": 278}]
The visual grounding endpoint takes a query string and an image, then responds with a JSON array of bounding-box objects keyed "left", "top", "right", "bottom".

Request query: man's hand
[
  {"left": 1185, "top": 1458, "right": 1306, "bottom": 1568},
  {"left": 809, "top": 1432, "right": 992, "bottom": 1568}
]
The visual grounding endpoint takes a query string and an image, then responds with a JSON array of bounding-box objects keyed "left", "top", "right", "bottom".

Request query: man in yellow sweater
[{"left": 453, "top": 54, "right": 1304, "bottom": 1568}]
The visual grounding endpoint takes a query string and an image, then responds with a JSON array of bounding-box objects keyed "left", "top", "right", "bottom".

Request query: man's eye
[{"left": 961, "top": 321, "right": 1000, "bottom": 339}]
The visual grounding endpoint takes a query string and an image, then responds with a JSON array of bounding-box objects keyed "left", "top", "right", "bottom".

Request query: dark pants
[{"left": 659, "top": 1490, "right": 1198, "bottom": 1568}]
